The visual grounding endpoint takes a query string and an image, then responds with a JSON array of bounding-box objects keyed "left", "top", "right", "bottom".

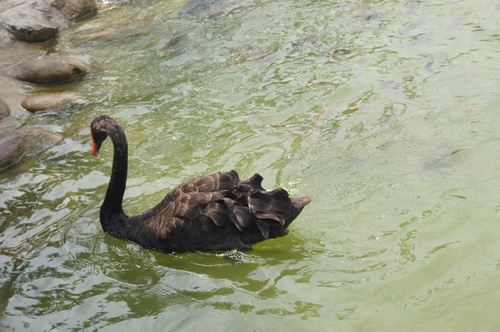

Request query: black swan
[{"left": 90, "top": 115, "right": 311, "bottom": 253}]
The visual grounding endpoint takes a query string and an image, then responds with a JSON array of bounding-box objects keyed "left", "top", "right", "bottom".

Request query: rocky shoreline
[
  {"left": 0, "top": 0, "right": 243, "bottom": 170},
  {"left": 0, "top": 0, "right": 97, "bottom": 169}
]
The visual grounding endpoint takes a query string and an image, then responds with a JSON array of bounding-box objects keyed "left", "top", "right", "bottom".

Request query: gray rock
[
  {"left": 0, "top": 3, "right": 59, "bottom": 42},
  {"left": 21, "top": 92, "right": 82, "bottom": 112},
  {"left": 0, "top": 55, "right": 90, "bottom": 84},
  {"left": 0, "top": 127, "right": 62, "bottom": 169},
  {"left": 53, "top": 0, "right": 98, "bottom": 21},
  {"left": 0, "top": 98, "right": 10, "bottom": 120}
]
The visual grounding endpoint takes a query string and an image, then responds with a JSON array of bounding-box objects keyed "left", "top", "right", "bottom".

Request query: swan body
[{"left": 90, "top": 115, "right": 311, "bottom": 253}]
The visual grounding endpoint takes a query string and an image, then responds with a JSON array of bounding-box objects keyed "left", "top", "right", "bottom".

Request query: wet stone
[
  {"left": 21, "top": 92, "right": 82, "bottom": 113},
  {"left": 0, "top": 55, "right": 90, "bottom": 85},
  {"left": 0, "top": 98, "right": 10, "bottom": 120},
  {"left": 53, "top": 0, "right": 98, "bottom": 21},
  {"left": 0, "top": 127, "right": 62, "bottom": 169},
  {"left": 0, "top": 3, "right": 59, "bottom": 42}
]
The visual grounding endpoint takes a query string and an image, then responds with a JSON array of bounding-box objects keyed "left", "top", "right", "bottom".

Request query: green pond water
[{"left": 1, "top": 0, "right": 500, "bottom": 330}]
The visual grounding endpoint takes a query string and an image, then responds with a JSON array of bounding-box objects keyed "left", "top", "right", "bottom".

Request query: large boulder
[
  {"left": 0, "top": 98, "right": 10, "bottom": 120},
  {"left": 0, "top": 127, "right": 62, "bottom": 169},
  {"left": 0, "top": 55, "right": 90, "bottom": 84},
  {"left": 53, "top": 0, "right": 98, "bottom": 21},
  {"left": 21, "top": 92, "right": 82, "bottom": 112},
  {"left": 0, "top": 2, "right": 59, "bottom": 42}
]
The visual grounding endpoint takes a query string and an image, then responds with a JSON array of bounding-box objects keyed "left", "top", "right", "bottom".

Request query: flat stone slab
[
  {"left": 0, "top": 55, "right": 90, "bottom": 84},
  {"left": 0, "top": 3, "right": 59, "bottom": 42},
  {"left": 0, "top": 127, "right": 62, "bottom": 169}
]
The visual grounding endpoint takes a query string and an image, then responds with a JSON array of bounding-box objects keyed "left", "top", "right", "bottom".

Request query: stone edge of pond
[
  {"left": 0, "top": 0, "right": 245, "bottom": 171},
  {"left": 0, "top": 0, "right": 97, "bottom": 171}
]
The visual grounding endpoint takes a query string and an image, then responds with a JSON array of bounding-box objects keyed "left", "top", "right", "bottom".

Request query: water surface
[{"left": 1, "top": 0, "right": 500, "bottom": 330}]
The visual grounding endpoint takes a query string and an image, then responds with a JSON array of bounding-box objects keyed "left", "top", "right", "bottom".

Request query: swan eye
[{"left": 90, "top": 129, "right": 107, "bottom": 144}]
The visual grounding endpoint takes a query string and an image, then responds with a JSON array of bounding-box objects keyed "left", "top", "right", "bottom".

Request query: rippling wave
[{"left": 2, "top": 0, "right": 500, "bottom": 330}]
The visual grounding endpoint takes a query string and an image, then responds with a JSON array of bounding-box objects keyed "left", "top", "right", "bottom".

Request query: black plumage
[{"left": 90, "top": 115, "right": 311, "bottom": 254}]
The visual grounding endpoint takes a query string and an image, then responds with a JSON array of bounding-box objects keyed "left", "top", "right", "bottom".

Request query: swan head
[{"left": 90, "top": 115, "right": 118, "bottom": 156}]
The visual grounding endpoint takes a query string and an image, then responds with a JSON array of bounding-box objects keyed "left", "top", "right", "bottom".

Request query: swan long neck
[{"left": 100, "top": 124, "right": 128, "bottom": 230}]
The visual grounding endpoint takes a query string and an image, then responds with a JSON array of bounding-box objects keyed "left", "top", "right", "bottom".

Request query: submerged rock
[
  {"left": 21, "top": 92, "right": 82, "bottom": 112},
  {"left": 155, "top": 15, "right": 180, "bottom": 53},
  {"left": 0, "top": 98, "right": 10, "bottom": 120},
  {"left": 0, "top": 127, "right": 62, "bottom": 169},
  {"left": 230, "top": 43, "right": 269, "bottom": 64},
  {"left": 180, "top": 0, "right": 216, "bottom": 17},
  {"left": 0, "top": 55, "right": 90, "bottom": 84},
  {"left": 180, "top": 0, "right": 243, "bottom": 18},
  {"left": 0, "top": 3, "right": 59, "bottom": 42}
]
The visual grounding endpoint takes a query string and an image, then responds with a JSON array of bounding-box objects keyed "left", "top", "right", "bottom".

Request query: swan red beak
[
  {"left": 90, "top": 130, "right": 100, "bottom": 156},
  {"left": 91, "top": 141, "right": 100, "bottom": 156}
]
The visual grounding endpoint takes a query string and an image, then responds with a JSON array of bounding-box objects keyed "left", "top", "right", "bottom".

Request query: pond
[{"left": 1, "top": 0, "right": 500, "bottom": 330}]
